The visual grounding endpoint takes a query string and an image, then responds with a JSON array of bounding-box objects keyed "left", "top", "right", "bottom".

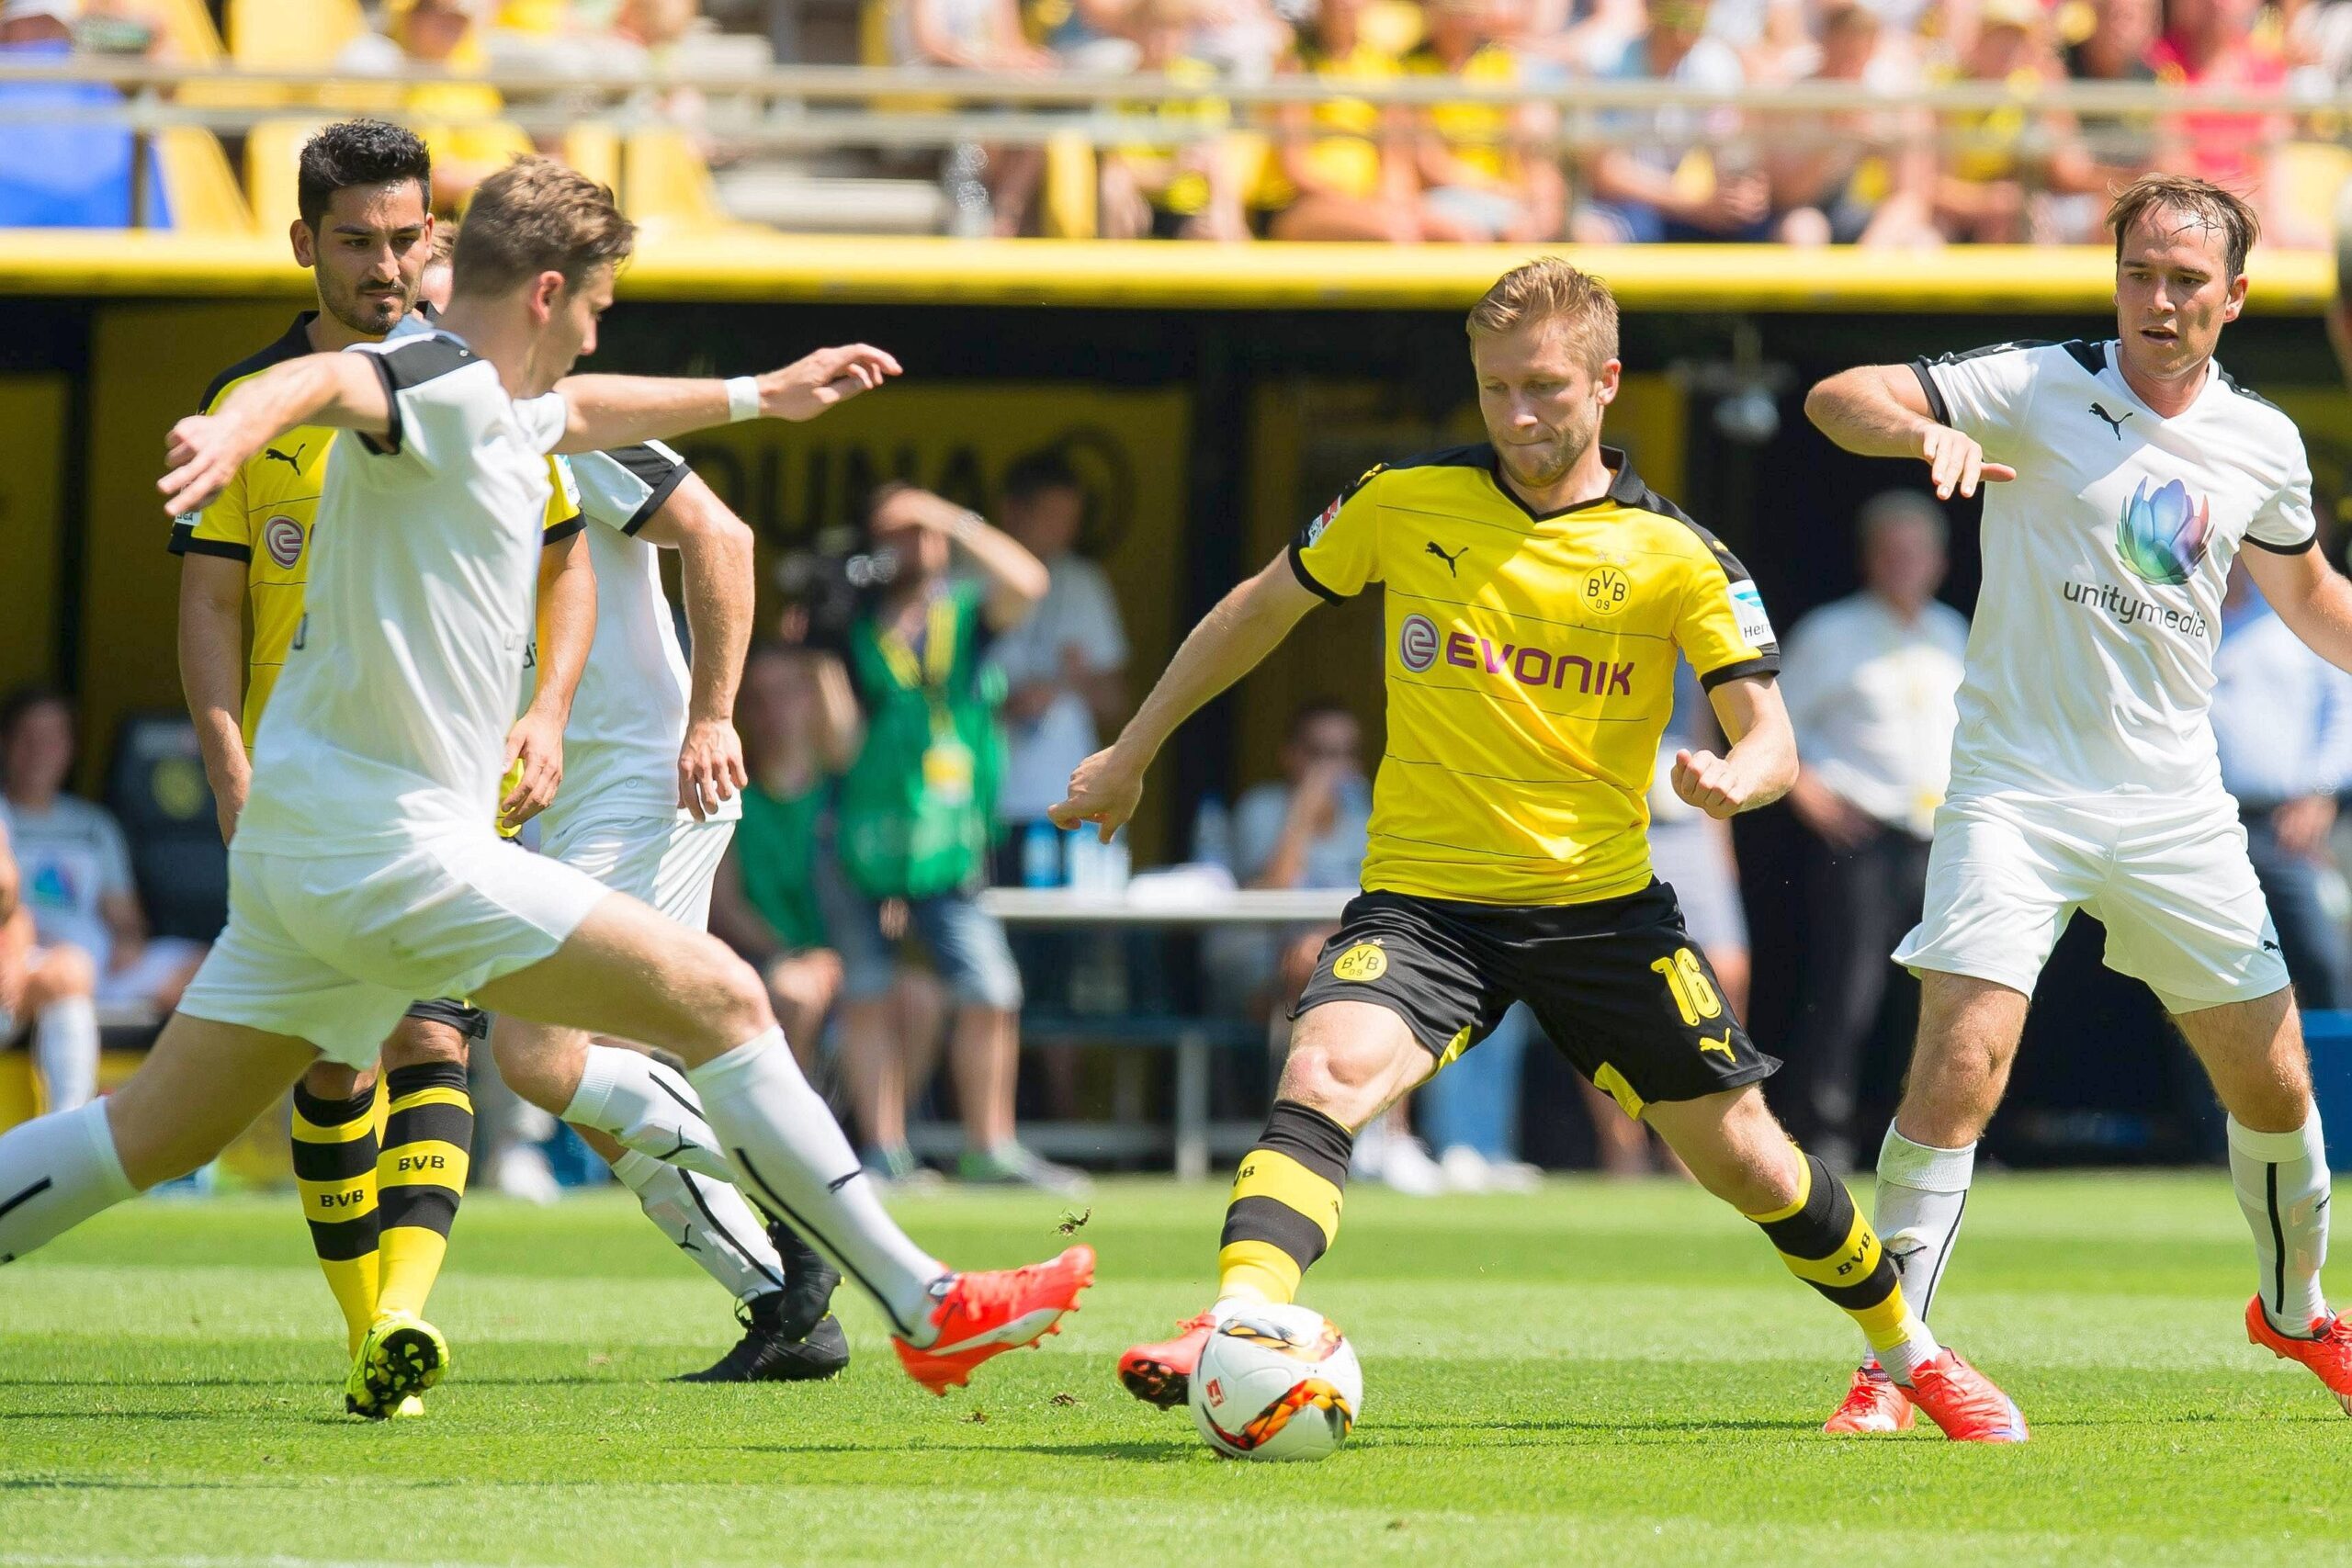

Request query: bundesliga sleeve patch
[{"left": 1729, "top": 581, "right": 1775, "bottom": 649}]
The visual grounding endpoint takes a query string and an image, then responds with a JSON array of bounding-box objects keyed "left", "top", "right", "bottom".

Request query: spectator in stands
[
  {"left": 0, "top": 807, "right": 100, "bottom": 1114},
  {"left": 2212, "top": 565, "right": 2352, "bottom": 1009},
  {"left": 1408, "top": 0, "right": 1566, "bottom": 242},
  {"left": 1776, "top": 492, "right": 1968, "bottom": 1168},
  {"left": 2064, "top": 0, "right": 2173, "bottom": 193},
  {"left": 2149, "top": 0, "right": 2301, "bottom": 242},
  {"left": 709, "top": 642, "right": 859, "bottom": 1057},
  {"left": 339, "top": 0, "right": 526, "bottom": 213},
  {"left": 1262, "top": 0, "right": 1459, "bottom": 241},
  {"left": 1572, "top": 0, "right": 1784, "bottom": 243},
  {"left": 0, "top": 688, "right": 207, "bottom": 1019},
  {"left": 1097, "top": 0, "right": 1261, "bottom": 242},
  {"left": 0, "top": 0, "right": 173, "bottom": 228},
  {"left": 987, "top": 451, "right": 1128, "bottom": 853},
  {"left": 1765, "top": 1, "right": 1939, "bottom": 247},
  {"left": 819, "top": 483, "right": 1086, "bottom": 1191},
  {"left": 896, "top": 0, "right": 1055, "bottom": 235},
  {"left": 1198, "top": 699, "right": 1447, "bottom": 1191},
  {"left": 1931, "top": 0, "right": 2100, "bottom": 244}
]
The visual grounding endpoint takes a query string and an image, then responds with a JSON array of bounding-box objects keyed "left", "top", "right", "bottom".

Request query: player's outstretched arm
[
  {"left": 638, "top": 474, "right": 754, "bottom": 821},
  {"left": 551, "top": 344, "right": 902, "bottom": 454},
  {"left": 176, "top": 556, "right": 251, "bottom": 843},
  {"left": 1673, "top": 675, "right": 1799, "bottom": 820},
  {"left": 1052, "top": 550, "right": 1320, "bottom": 841},
  {"left": 2245, "top": 542, "right": 2352, "bottom": 679},
  {"left": 158, "top": 354, "right": 391, "bottom": 517},
  {"left": 1804, "top": 364, "right": 2016, "bottom": 501},
  {"left": 503, "top": 525, "right": 596, "bottom": 831}
]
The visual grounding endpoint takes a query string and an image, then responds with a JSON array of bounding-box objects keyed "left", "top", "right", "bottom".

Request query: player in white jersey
[
  {"left": 1806, "top": 174, "right": 2352, "bottom": 1434},
  {"left": 493, "top": 440, "right": 854, "bottom": 1382},
  {"left": 0, "top": 158, "right": 1092, "bottom": 1415}
]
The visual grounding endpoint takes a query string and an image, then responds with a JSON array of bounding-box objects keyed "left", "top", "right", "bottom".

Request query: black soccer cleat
[
  {"left": 675, "top": 1300, "right": 851, "bottom": 1383},
  {"left": 765, "top": 1217, "right": 842, "bottom": 1342}
]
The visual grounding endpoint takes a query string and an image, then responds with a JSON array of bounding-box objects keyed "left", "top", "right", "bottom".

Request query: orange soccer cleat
[
  {"left": 890, "top": 1246, "right": 1095, "bottom": 1396},
  {"left": 2245, "top": 1296, "right": 2352, "bottom": 1415},
  {"left": 1823, "top": 1363, "right": 1915, "bottom": 1434},
  {"left": 1905, "top": 1350, "right": 2028, "bottom": 1443},
  {"left": 1116, "top": 1311, "right": 1218, "bottom": 1409}
]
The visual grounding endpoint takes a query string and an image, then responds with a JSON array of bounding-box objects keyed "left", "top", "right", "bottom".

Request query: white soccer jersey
[
  {"left": 1918, "top": 338, "right": 2316, "bottom": 801},
  {"left": 531, "top": 441, "right": 742, "bottom": 833},
  {"left": 237, "top": 330, "right": 571, "bottom": 852}
]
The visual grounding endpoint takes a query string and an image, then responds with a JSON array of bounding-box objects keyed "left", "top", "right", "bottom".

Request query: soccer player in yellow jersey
[
  {"left": 1057, "top": 259, "right": 2026, "bottom": 1442},
  {"left": 172, "top": 120, "right": 594, "bottom": 1416}
]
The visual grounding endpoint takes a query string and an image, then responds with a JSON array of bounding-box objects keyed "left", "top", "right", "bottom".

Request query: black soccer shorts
[
  {"left": 401, "top": 997, "right": 488, "bottom": 1042},
  {"left": 1290, "top": 881, "right": 1779, "bottom": 1118}
]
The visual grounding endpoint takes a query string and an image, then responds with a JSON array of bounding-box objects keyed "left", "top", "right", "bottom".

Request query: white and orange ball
[{"left": 1187, "top": 1303, "right": 1363, "bottom": 1461}]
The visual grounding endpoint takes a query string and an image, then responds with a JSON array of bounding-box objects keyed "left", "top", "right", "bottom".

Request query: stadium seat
[
  {"left": 100, "top": 713, "right": 228, "bottom": 945},
  {"left": 148, "top": 0, "right": 226, "bottom": 62},
  {"left": 563, "top": 124, "right": 623, "bottom": 196},
  {"left": 243, "top": 118, "right": 327, "bottom": 236},
  {"left": 621, "top": 129, "right": 761, "bottom": 233},
  {"left": 1040, "top": 130, "right": 1097, "bottom": 239},
  {"left": 154, "top": 128, "right": 254, "bottom": 234},
  {"left": 2278, "top": 141, "right": 2352, "bottom": 239},
  {"left": 227, "top": 0, "right": 368, "bottom": 70}
]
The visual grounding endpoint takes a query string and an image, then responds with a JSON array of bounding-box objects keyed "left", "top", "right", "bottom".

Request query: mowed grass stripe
[{"left": 2, "top": 1176, "right": 2346, "bottom": 1567}]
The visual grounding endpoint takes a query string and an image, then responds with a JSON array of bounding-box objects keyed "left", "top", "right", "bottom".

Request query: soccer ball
[{"left": 1186, "top": 1303, "right": 1363, "bottom": 1461}]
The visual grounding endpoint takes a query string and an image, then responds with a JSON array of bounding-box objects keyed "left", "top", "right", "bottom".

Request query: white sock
[
  {"left": 31, "top": 996, "right": 98, "bottom": 1112},
  {"left": 611, "top": 1148, "right": 789, "bottom": 1305},
  {"left": 690, "top": 1029, "right": 947, "bottom": 1341},
  {"left": 2228, "top": 1111, "right": 2333, "bottom": 1335},
  {"left": 1862, "top": 1123, "right": 1975, "bottom": 1371},
  {"left": 565, "top": 1044, "right": 731, "bottom": 1182},
  {"left": 0, "top": 1100, "right": 137, "bottom": 1264}
]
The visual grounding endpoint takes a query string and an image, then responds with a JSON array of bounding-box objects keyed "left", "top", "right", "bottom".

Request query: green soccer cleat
[{"left": 345, "top": 1312, "right": 449, "bottom": 1420}]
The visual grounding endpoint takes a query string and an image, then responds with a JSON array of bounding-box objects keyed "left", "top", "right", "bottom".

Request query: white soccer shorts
[
  {"left": 1894, "top": 791, "right": 2290, "bottom": 1015},
  {"left": 179, "top": 831, "right": 610, "bottom": 1068},
  {"left": 540, "top": 812, "right": 735, "bottom": 931}
]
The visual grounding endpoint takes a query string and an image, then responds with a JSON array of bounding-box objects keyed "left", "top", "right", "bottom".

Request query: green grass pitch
[{"left": 3, "top": 1171, "right": 2348, "bottom": 1567}]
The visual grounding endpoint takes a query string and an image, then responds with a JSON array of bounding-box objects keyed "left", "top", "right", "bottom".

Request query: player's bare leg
[
  {"left": 2172, "top": 988, "right": 2351, "bottom": 1410},
  {"left": 492, "top": 1016, "right": 844, "bottom": 1380},
  {"left": 1817, "top": 972, "right": 2027, "bottom": 1431},
  {"left": 471, "top": 891, "right": 1090, "bottom": 1393},
  {"left": 1119, "top": 999, "right": 1427, "bottom": 1407},
  {"left": 0, "top": 1015, "right": 315, "bottom": 1272}
]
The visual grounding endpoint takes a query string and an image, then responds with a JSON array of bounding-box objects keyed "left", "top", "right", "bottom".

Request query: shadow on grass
[{"left": 736, "top": 1438, "right": 1198, "bottom": 1463}]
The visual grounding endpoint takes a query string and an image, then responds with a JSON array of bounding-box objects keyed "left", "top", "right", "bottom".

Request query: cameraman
[{"left": 812, "top": 483, "right": 1084, "bottom": 1192}]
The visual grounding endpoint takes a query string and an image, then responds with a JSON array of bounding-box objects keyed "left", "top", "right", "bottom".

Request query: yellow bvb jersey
[
  {"left": 169, "top": 311, "right": 582, "bottom": 753},
  {"left": 1287, "top": 445, "right": 1781, "bottom": 907}
]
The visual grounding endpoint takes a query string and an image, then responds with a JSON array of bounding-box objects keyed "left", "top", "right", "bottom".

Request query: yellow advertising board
[{"left": 0, "top": 377, "right": 67, "bottom": 696}]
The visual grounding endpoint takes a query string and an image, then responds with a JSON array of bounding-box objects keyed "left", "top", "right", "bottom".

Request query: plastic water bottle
[
  {"left": 1068, "top": 828, "right": 1102, "bottom": 893},
  {"left": 1021, "top": 818, "right": 1062, "bottom": 887},
  {"left": 1103, "top": 827, "right": 1131, "bottom": 891},
  {"left": 1193, "top": 793, "right": 1229, "bottom": 869}
]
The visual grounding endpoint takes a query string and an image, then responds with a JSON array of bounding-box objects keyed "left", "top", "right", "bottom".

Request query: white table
[{"left": 976, "top": 884, "right": 1351, "bottom": 1178}]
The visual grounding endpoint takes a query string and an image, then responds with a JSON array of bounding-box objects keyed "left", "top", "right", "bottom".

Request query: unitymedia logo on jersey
[{"left": 2061, "top": 478, "right": 2214, "bottom": 638}]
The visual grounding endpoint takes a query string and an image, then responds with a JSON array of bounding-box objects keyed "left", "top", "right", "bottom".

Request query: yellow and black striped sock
[
  {"left": 291, "top": 1082, "right": 381, "bottom": 1357},
  {"left": 373, "top": 1062, "right": 473, "bottom": 1322},
  {"left": 1215, "top": 1101, "right": 1352, "bottom": 1306},
  {"left": 1746, "top": 1150, "right": 1933, "bottom": 1373}
]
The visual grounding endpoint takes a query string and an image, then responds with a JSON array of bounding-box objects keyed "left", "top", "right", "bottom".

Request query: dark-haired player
[
  {"left": 174, "top": 118, "right": 586, "bottom": 1416},
  {"left": 173, "top": 122, "right": 838, "bottom": 1410},
  {"left": 1808, "top": 173, "right": 2352, "bottom": 1430},
  {"left": 8, "top": 156, "right": 1089, "bottom": 1413},
  {"left": 1059, "top": 257, "right": 2025, "bottom": 1442}
]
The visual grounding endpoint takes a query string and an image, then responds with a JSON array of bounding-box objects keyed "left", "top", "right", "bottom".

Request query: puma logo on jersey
[
  {"left": 263, "top": 443, "right": 306, "bottom": 470},
  {"left": 1426, "top": 541, "right": 1467, "bottom": 575},
  {"left": 1697, "top": 1032, "right": 1736, "bottom": 1060},
  {"left": 2089, "top": 402, "right": 2132, "bottom": 438}
]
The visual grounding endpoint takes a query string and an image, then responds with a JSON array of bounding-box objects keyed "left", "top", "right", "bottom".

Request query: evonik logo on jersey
[{"left": 1396, "top": 612, "right": 1634, "bottom": 695}]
